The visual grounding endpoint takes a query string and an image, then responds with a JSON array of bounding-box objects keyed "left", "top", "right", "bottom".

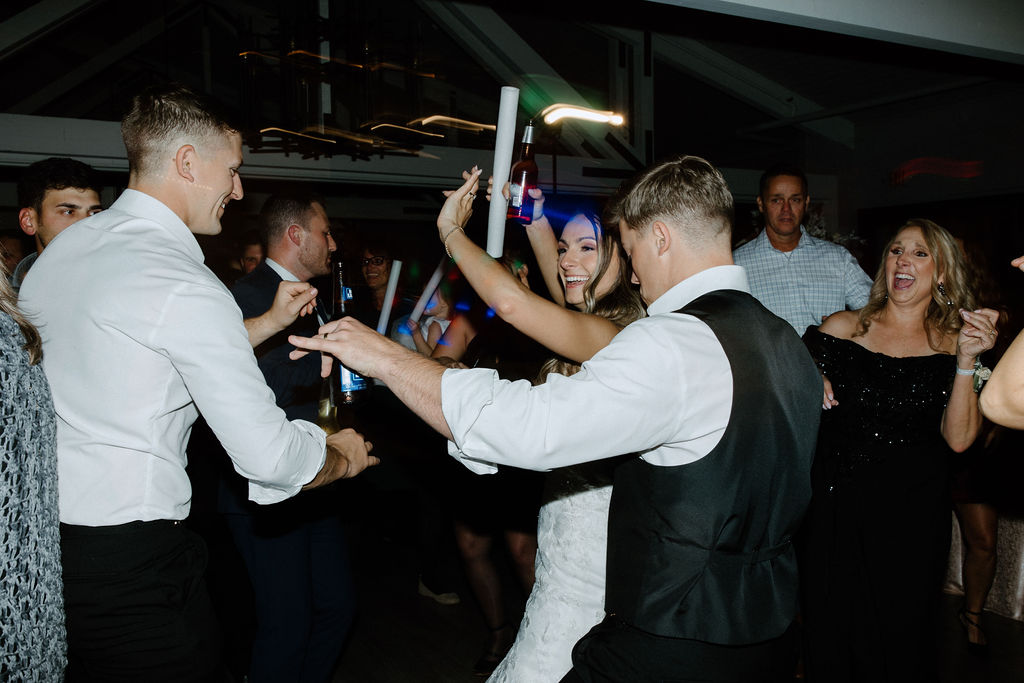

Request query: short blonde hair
[
  {"left": 616, "top": 155, "right": 733, "bottom": 243},
  {"left": 121, "top": 83, "right": 237, "bottom": 177}
]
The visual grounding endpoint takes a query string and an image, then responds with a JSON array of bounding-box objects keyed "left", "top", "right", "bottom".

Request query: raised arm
[
  {"left": 981, "top": 257, "right": 1024, "bottom": 428},
  {"left": 431, "top": 313, "right": 475, "bottom": 363},
  {"left": 487, "top": 176, "right": 563, "bottom": 305},
  {"left": 942, "top": 308, "right": 999, "bottom": 451},
  {"left": 440, "top": 168, "right": 621, "bottom": 364},
  {"left": 525, "top": 209, "right": 564, "bottom": 306},
  {"left": 244, "top": 280, "right": 318, "bottom": 348},
  {"left": 981, "top": 328, "right": 1024, "bottom": 428}
]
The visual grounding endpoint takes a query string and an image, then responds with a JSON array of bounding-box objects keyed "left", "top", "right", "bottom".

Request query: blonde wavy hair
[
  {"left": 538, "top": 210, "right": 646, "bottom": 382},
  {"left": 0, "top": 262, "right": 42, "bottom": 364},
  {"left": 855, "top": 218, "right": 975, "bottom": 352}
]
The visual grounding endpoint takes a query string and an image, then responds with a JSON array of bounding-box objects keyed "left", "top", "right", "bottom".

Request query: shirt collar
[
  {"left": 265, "top": 258, "right": 299, "bottom": 282},
  {"left": 112, "top": 189, "right": 204, "bottom": 264},
  {"left": 646, "top": 265, "right": 750, "bottom": 316},
  {"left": 756, "top": 225, "right": 809, "bottom": 252}
]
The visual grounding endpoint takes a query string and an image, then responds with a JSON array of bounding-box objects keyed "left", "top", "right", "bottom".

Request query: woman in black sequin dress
[{"left": 800, "top": 219, "right": 999, "bottom": 682}]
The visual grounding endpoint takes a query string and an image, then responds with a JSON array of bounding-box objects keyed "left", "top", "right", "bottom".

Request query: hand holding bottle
[{"left": 486, "top": 176, "right": 545, "bottom": 224}]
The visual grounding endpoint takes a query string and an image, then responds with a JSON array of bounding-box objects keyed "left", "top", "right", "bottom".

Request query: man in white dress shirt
[
  {"left": 291, "top": 156, "right": 822, "bottom": 681},
  {"left": 19, "top": 83, "right": 376, "bottom": 681}
]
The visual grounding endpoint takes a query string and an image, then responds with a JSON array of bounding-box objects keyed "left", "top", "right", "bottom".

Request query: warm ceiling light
[
  {"left": 540, "top": 105, "right": 624, "bottom": 126},
  {"left": 370, "top": 123, "right": 445, "bottom": 139},
  {"left": 412, "top": 115, "right": 496, "bottom": 132},
  {"left": 260, "top": 127, "right": 335, "bottom": 144},
  {"left": 239, "top": 50, "right": 281, "bottom": 61},
  {"left": 305, "top": 125, "right": 378, "bottom": 145}
]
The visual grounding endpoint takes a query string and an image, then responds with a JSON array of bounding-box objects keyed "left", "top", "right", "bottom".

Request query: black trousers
[
  {"left": 561, "top": 616, "right": 797, "bottom": 683},
  {"left": 61, "top": 520, "right": 222, "bottom": 682}
]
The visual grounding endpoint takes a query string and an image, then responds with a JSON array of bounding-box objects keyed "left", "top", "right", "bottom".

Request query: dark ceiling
[{"left": 2, "top": 0, "right": 1019, "bottom": 167}]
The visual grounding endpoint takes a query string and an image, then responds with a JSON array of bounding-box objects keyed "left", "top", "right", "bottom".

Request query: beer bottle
[
  {"left": 507, "top": 123, "right": 538, "bottom": 225},
  {"left": 333, "top": 259, "right": 366, "bottom": 422}
]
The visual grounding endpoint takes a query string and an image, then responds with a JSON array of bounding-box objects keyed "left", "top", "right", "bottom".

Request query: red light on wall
[{"left": 891, "top": 157, "right": 983, "bottom": 186}]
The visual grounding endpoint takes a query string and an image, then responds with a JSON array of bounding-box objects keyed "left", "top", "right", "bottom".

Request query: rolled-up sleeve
[{"left": 439, "top": 318, "right": 726, "bottom": 472}]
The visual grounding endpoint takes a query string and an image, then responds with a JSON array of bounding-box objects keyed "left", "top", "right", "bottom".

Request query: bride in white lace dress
[{"left": 437, "top": 169, "right": 645, "bottom": 681}]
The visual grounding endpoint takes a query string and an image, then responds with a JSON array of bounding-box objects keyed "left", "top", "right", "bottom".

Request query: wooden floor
[
  {"left": 330, "top": 521, "right": 1024, "bottom": 683},
  {"left": 331, "top": 527, "right": 491, "bottom": 683}
]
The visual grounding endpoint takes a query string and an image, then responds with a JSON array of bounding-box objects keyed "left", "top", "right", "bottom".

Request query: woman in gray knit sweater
[{"left": 0, "top": 263, "right": 64, "bottom": 681}]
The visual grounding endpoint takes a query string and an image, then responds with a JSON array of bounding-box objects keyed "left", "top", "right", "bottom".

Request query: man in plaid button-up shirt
[{"left": 734, "top": 164, "right": 871, "bottom": 335}]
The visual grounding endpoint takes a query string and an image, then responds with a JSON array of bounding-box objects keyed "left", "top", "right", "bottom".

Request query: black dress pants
[
  {"left": 61, "top": 520, "right": 222, "bottom": 682},
  {"left": 561, "top": 615, "right": 796, "bottom": 683}
]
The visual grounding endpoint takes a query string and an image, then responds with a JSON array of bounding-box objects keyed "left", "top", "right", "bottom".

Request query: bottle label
[
  {"left": 340, "top": 365, "right": 367, "bottom": 392},
  {"left": 509, "top": 182, "right": 524, "bottom": 208}
]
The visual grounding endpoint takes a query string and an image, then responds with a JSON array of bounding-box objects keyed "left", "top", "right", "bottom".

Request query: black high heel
[
  {"left": 473, "top": 623, "right": 514, "bottom": 677},
  {"left": 958, "top": 608, "right": 989, "bottom": 656}
]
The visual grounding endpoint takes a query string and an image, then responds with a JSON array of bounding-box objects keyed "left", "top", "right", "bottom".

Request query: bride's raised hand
[
  {"left": 438, "top": 166, "right": 482, "bottom": 241},
  {"left": 485, "top": 177, "right": 546, "bottom": 224}
]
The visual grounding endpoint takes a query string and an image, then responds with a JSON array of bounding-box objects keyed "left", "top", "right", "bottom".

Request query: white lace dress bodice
[{"left": 488, "top": 464, "right": 612, "bottom": 682}]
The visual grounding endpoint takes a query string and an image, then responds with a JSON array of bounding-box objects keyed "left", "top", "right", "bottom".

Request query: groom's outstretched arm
[{"left": 289, "top": 317, "right": 453, "bottom": 440}]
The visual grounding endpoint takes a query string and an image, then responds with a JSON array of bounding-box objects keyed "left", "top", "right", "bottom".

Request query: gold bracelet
[{"left": 443, "top": 226, "right": 465, "bottom": 258}]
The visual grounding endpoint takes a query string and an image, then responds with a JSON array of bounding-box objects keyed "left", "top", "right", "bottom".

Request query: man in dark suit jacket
[{"left": 221, "top": 190, "right": 354, "bottom": 682}]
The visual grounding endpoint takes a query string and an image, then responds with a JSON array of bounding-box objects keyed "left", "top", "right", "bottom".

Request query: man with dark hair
[
  {"left": 223, "top": 191, "right": 354, "bottom": 681},
  {"left": 733, "top": 162, "right": 871, "bottom": 334},
  {"left": 237, "top": 229, "right": 264, "bottom": 275},
  {"left": 13, "top": 156, "right": 103, "bottom": 291},
  {"left": 292, "top": 156, "right": 822, "bottom": 681},
  {"left": 20, "top": 83, "right": 376, "bottom": 680}
]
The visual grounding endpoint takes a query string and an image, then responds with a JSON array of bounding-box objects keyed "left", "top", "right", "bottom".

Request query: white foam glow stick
[
  {"left": 486, "top": 86, "right": 519, "bottom": 258},
  {"left": 376, "top": 259, "right": 402, "bottom": 335},
  {"left": 409, "top": 259, "right": 446, "bottom": 325}
]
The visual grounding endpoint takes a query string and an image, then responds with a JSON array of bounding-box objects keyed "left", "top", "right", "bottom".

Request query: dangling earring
[{"left": 937, "top": 282, "right": 953, "bottom": 306}]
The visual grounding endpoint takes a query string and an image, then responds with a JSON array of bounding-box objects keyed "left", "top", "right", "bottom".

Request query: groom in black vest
[{"left": 288, "top": 156, "right": 823, "bottom": 682}]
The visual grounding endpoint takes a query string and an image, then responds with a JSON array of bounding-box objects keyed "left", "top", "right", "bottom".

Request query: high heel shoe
[
  {"left": 473, "top": 623, "right": 514, "bottom": 677},
  {"left": 958, "top": 608, "right": 989, "bottom": 656}
]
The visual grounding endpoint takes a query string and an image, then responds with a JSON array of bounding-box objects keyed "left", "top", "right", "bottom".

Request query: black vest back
[{"left": 605, "top": 290, "right": 820, "bottom": 644}]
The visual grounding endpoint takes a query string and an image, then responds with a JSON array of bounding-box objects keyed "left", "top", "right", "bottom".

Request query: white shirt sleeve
[
  {"left": 158, "top": 278, "right": 326, "bottom": 503},
  {"left": 441, "top": 314, "right": 732, "bottom": 471}
]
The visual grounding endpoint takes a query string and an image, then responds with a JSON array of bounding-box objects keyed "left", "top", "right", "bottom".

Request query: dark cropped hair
[
  {"left": 759, "top": 163, "right": 808, "bottom": 197},
  {"left": 617, "top": 155, "right": 733, "bottom": 242},
  {"left": 258, "top": 191, "right": 325, "bottom": 245},
  {"left": 362, "top": 238, "right": 393, "bottom": 262},
  {"left": 121, "top": 82, "right": 237, "bottom": 177},
  {"left": 17, "top": 157, "right": 102, "bottom": 213}
]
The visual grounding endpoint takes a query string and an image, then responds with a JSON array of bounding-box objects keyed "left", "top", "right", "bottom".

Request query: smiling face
[
  {"left": 20, "top": 187, "right": 103, "bottom": 250},
  {"left": 885, "top": 225, "right": 937, "bottom": 306},
  {"left": 188, "top": 132, "right": 244, "bottom": 236},
  {"left": 362, "top": 250, "right": 391, "bottom": 292},
  {"left": 558, "top": 214, "right": 617, "bottom": 309}
]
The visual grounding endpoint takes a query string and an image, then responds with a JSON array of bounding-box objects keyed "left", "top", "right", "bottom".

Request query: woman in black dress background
[{"left": 800, "top": 219, "right": 999, "bottom": 682}]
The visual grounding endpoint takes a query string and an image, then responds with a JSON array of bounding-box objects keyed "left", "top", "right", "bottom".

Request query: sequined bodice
[{"left": 803, "top": 328, "right": 955, "bottom": 482}]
